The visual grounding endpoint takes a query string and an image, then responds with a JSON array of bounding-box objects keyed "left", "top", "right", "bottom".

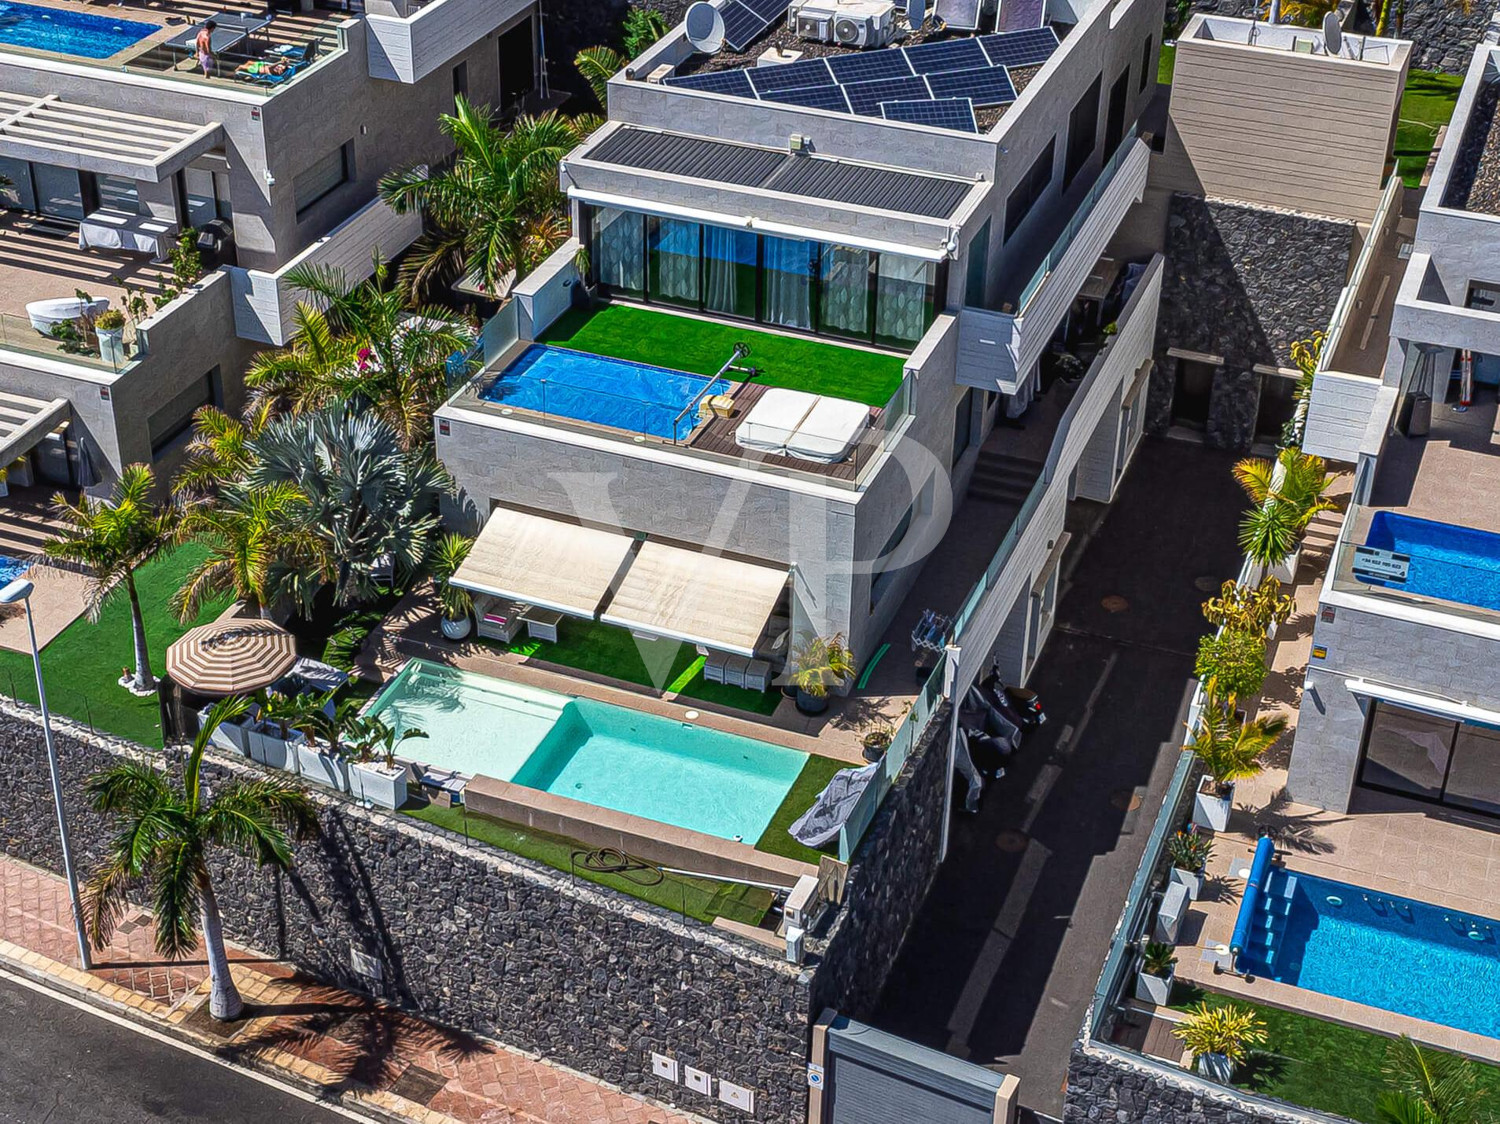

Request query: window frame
[
  {"left": 1063, "top": 74, "right": 1103, "bottom": 188},
  {"left": 293, "top": 141, "right": 353, "bottom": 219}
]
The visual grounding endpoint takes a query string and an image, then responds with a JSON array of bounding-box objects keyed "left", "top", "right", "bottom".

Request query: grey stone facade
[
  {"left": 0, "top": 694, "right": 952, "bottom": 1123},
  {"left": 1149, "top": 194, "right": 1352, "bottom": 450}
]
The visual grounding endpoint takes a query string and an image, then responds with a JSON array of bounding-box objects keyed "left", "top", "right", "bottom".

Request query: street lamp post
[{"left": 2, "top": 578, "right": 92, "bottom": 970}]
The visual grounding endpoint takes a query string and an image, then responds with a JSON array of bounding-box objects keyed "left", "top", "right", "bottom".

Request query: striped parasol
[{"left": 166, "top": 618, "right": 298, "bottom": 696}]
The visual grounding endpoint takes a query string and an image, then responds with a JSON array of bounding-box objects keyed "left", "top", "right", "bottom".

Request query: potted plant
[
  {"left": 861, "top": 718, "right": 894, "bottom": 762},
  {"left": 1171, "top": 1001, "right": 1267, "bottom": 1083},
  {"left": 1134, "top": 940, "right": 1177, "bottom": 1005},
  {"left": 1167, "top": 827, "right": 1213, "bottom": 900},
  {"left": 431, "top": 532, "right": 475, "bottom": 641},
  {"left": 1234, "top": 449, "right": 1336, "bottom": 583},
  {"left": 1188, "top": 695, "right": 1286, "bottom": 831},
  {"left": 197, "top": 702, "right": 256, "bottom": 756},
  {"left": 296, "top": 695, "right": 366, "bottom": 793},
  {"left": 95, "top": 307, "right": 127, "bottom": 368},
  {"left": 1201, "top": 577, "right": 1294, "bottom": 642},
  {"left": 346, "top": 715, "right": 426, "bottom": 809},
  {"left": 789, "top": 633, "right": 855, "bottom": 716},
  {"left": 246, "top": 689, "right": 322, "bottom": 772},
  {"left": 1194, "top": 628, "right": 1269, "bottom": 703}
]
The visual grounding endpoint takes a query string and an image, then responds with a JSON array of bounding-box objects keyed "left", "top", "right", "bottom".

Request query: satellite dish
[
  {"left": 1322, "top": 11, "right": 1342, "bottom": 54},
  {"left": 907, "top": 0, "right": 927, "bottom": 28},
  {"left": 685, "top": 2, "right": 725, "bottom": 52}
]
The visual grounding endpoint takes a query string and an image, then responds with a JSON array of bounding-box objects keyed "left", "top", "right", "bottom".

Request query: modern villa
[{"left": 0, "top": 0, "right": 540, "bottom": 492}]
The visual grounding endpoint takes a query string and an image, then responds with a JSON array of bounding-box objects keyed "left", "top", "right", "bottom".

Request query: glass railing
[
  {"left": 1016, "top": 125, "right": 1141, "bottom": 314},
  {"left": 0, "top": 310, "right": 140, "bottom": 374}
]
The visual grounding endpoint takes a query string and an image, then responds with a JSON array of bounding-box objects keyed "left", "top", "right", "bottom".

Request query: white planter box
[
  {"left": 1271, "top": 545, "right": 1301, "bottom": 585},
  {"left": 350, "top": 761, "right": 408, "bottom": 809},
  {"left": 199, "top": 707, "right": 254, "bottom": 756},
  {"left": 1196, "top": 1052, "right": 1234, "bottom": 1083},
  {"left": 1192, "top": 777, "right": 1233, "bottom": 832},
  {"left": 247, "top": 723, "right": 304, "bottom": 771},
  {"left": 1134, "top": 968, "right": 1174, "bottom": 1005},
  {"left": 1171, "top": 866, "right": 1204, "bottom": 901},
  {"left": 295, "top": 743, "right": 351, "bottom": 793},
  {"left": 97, "top": 328, "right": 126, "bottom": 368}
]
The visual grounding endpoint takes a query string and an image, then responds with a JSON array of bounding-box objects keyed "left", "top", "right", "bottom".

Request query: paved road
[
  {"left": 0, "top": 971, "right": 350, "bottom": 1123},
  {"left": 873, "top": 437, "right": 1248, "bottom": 1117}
]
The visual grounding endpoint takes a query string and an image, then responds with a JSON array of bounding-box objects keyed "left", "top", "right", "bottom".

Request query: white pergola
[
  {"left": 0, "top": 391, "right": 68, "bottom": 469},
  {"left": 0, "top": 93, "right": 223, "bottom": 183}
]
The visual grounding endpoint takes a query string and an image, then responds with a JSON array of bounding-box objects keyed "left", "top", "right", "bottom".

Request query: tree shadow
[{"left": 1247, "top": 787, "right": 1343, "bottom": 855}]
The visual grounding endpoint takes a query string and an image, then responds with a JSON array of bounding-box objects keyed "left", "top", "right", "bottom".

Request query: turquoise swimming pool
[{"left": 365, "top": 659, "right": 807, "bottom": 841}]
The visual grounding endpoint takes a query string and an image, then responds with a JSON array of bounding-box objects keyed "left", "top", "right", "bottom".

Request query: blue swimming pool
[
  {"left": 480, "top": 345, "right": 730, "bottom": 441},
  {"left": 365, "top": 660, "right": 808, "bottom": 841},
  {"left": 1240, "top": 870, "right": 1500, "bottom": 1038},
  {"left": 0, "top": 554, "right": 27, "bottom": 587},
  {"left": 0, "top": 1, "right": 159, "bottom": 58},
  {"left": 1360, "top": 511, "right": 1500, "bottom": 612}
]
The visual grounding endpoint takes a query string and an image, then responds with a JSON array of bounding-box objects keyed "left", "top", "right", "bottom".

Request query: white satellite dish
[
  {"left": 685, "top": 1, "right": 726, "bottom": 52},
  {"left": 1322, "top": 11, "right": 1342, "bottom": 54}
]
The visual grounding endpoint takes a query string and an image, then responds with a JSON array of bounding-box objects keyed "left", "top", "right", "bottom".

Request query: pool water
[
  {"left": 0, "top": 554, "right": 28, "bottom": 587},
  {"left": 480, "top": 344, "right": 730, "bottom": 441},
  {"left": 0, "top": 1, "right": 160, "bottom": 58},
  {"left": 366, "top": 659, "right": 807, "bottom": 841},
  {"left": 1360, "top": 510, "right": 1500, "bottom": 612},
  {"left": 1240, "top": 870, "right": 1500, "bottom": 1038}
]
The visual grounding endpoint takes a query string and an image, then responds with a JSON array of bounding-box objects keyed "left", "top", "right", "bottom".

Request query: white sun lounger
[
  {"left": 734, "top": 388, "right": 818, "bottom": 455},
  {"left": 785, "top": 396, "right": 871, "bottom": 464}
]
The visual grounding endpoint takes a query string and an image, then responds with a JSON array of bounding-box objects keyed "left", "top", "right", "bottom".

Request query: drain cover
[
  {"left": 1111, "top": 788, "right": 1143, "bottom": 811},
  {"left": 996, "top": 829, "right": 1029, "bottom": 852},
  {"left": 1101, "top": 595, "right": 1129, "bottom": 613},
  {"left": 1194, "top": 575, "right": 1222, "bottom": 593}
]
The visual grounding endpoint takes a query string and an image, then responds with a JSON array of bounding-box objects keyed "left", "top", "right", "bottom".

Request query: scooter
[{"left": 1002, "top": 684, "right": 1046, "bottom": 727}]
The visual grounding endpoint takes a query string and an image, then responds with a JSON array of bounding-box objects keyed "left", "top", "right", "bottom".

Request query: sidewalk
[{"left": 0, "top": 851, "right": 695, "bottom": 1124}]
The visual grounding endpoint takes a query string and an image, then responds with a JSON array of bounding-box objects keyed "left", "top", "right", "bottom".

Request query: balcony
[
  {"left": 956, "top": 131, "right": 1150, "bottom": 392},
  {"left": 364, "top": 0, "right": 532, "bottom": 83},
  {"left": 1388, "top": 250, "right": 1500, "bottom": 359}
]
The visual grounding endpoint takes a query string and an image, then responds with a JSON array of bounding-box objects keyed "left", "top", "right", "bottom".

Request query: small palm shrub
[
  {"left": 1142, "top": 941, "right": 1177, "bottom": 978},
  {"left": 1189, "top": 696, "right": 1287, "bottom": 793}
]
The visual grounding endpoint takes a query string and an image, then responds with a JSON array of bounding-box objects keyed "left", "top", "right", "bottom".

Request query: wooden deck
[{"left": 686, "top": 380, "right": 882, "bottom": 484}]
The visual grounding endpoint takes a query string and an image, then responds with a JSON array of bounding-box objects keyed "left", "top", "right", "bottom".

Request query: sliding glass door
[
  {"left": 702, "top": 226, "right": 757, "bottom": 320},
  {"left": 1357, "top": 700, "right": 1500, "bottom": 815}
]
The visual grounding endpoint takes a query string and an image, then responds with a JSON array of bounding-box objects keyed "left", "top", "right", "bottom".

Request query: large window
[
  {"left": 648, "top": 216, "right": 701, "bottom": 308},
  {"left": 1064, "top": 75, "right": 1102, "bottom": 187},
  {"left": 592, "top": 207, "right": 645, "bottom": 296},
  {"left": 762, "top": 235, "right": 817, "bottom": 330},
  {"left": 294, "top": 142, "right": 352, "bottom": 217},
  {"left": 182, "top": 167, "right": 232, "bottom": 227},
  {"left": 702, "top": 226, "right": 758, "bottom": 319},
  {"left": 1358, "top": 700, "right": 1500, "bottom": 815},
  {"left": 149, "top": 369, "right": 219, "bottom": 457},
  {"left": 819, "top": 244, "right": 872, "bottom": 340},
  {"left": 874, "top": 254, "right": 936, "bottom": 347},
  {"left": 965, "top": 218, "right": 990, "bottom": 306},
  {"left": 1004, "top": 140, "right": 1055, "bottom": 243}
]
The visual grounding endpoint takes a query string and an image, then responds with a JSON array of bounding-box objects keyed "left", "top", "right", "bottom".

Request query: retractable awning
[
  {"left": 450, "top": 508, "right": 637, "bottom": 619},
  {"left": 0, "top": 93, "right": 222, "bottom": 183},
  {"left": 601, "top": 541, "right": 787, "bottom": 657},
  {"left": 0, "top": 392, "right": 68, "bottom": 468},
  {"left": 1345, "top": 679, "right": 1500, "bottom": 728}
]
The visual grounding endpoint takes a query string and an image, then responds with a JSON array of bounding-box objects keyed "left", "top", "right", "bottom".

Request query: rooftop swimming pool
[
  {"left": 365, "top": 660, "right": 807, "bottom": 841},
  {"left": 480, "top": 344, "right": 730, "bottom": 442},
  {"left": 1360, "top": 511, "right": 1500, "bottom": 612},
  {"left": 0, "top": 2, "right": 159, "bottom": 58},
  {"left": 1239, "top": 869, "right": 1500, "bottom": 1038}
]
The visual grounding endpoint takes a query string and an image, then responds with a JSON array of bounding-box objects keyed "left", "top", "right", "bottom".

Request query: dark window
[
  {"left": 498, "top": 17, "right": 535, "bottom": 111},
  {"left": 964, "top": 217, "right": 990, "bottom": 306},
  {"left": 149, "top": 369, "right": 218, "bottom": 457},
  {"left": 453, "top": 61, "right": 468, "bottom": 100},
  {"left": 1104, "top": 68, "right": 1130, "bottom": 157},
  {"left": 294, "top": 142, "right": 352, "bottom": 217},
  {"left": 1004, "top": 139, "right": 1055, "bottom": 242},
  {"left": 870, "top": 500, "right": 917, "bottom": 610},
  {"left": 1064, "top": 74, "right": 1102, "bottom": 187},
  {"left": 952, "top": 386, "right": 977, "bottom": 462},
  {"left": 1357, "top": 701, "right": 1500, "bottom": 816},
  {"left": 1140, "top": 34, "right": 1153, "bottom": 91}
]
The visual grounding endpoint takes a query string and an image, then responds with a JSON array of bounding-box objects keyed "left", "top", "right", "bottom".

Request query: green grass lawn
[
  {"left": 404, "top": 802, "right": 773, "bottom": 925},
  {"left": 755, "top": 752, "right": 850, "bottom": 866},
  {"left": 1396, "top": 69, "right": 1464, "bottom": 189},
  {"left": 1174, "top": 986, "right": 1500, "bottom": 1122},
  {"left": 1158, "top": 43, "right": 1175, "bottom": 86},
  {"left": 0, "top": 545, "right": 228, "bottom": 747},
  {"left": 540, "top": 304, "right": 908, "bottom": 407}
]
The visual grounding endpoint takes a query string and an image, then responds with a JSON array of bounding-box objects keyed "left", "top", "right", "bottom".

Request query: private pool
[
  {"left": 365, "top": 659, "right": 807, "bottom": 841},
  {"left": 1360, "top": 511, "right": 1500, "bottom": 612},
  {"left": 1239, "top": 869, "right": 1500, "bottom": 1038},
  {"left": 479, "top": 344, "right": 730, "bottom": 441},
  {"left": 0, "top": 2, "right": 159, "bottom": 58}
]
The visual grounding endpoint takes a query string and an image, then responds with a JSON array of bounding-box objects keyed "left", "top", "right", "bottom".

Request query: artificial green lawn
[
  {"left": 754, "top": 752, "right": 850, "bottom": 866},
  {"left": 1158, "top": 43, "right": 1175, "bottom": 86},
  {"left": 540, "top": 304, "right": 908, "bottom": 408},
  {"left": 0, "top": 545, "right": 228, "bottom": 747},
  {"left": 404, "top": 802, "right": 774, "bottom": 925},
  {"left": 1174, "top": 986, "right": 1500, "bottom": 1122},
  {"left": 1396, "top": 69, "right": 1464, "bottom": 189}
]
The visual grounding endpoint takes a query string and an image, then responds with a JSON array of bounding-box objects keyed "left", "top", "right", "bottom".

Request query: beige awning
[
  {"left": 0, "top": 392, "right": 68, "bottom": 468},
  {"left": 450, "top": 508, "right": 637, "bottom": 618},
  {"left": 601, "top": 541, "right": 787, "bottom": 657},
  {"left": 0, "top": 93, "right": 222, "bottom": 183}
]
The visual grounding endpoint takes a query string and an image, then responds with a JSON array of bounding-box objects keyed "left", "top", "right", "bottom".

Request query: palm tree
[
  {"left": 1377, "top": 1037, "right": 1490, "bottom": 1124},
  {"left": 1189, "top": 695, "right": 1287, "bottom": 793},
  {"left": 378, "top": 100, "right": 595, "bottom": 303},
  {"left": 576, "top": 45, "right": 626, "bottom": 105},
  {"left": 1233, "top": 447, "right": 1337, "bottom": 531},
  {"left": 1261, "top": 0, "right": 1339, "bottom": 26},
  {"left": 81, "top": 695, "right": 318, "bottom": 1020},
  {"left": 242, "top": 304, "right": 358, "bottom": 421},
  {"left": 45, "top": 464, "right": 177, "bottom": 692},
  {"left": 172, "top": 482, "right": 311, "bottom": 621},
  {"left": 173, "top": 399, "right": 275, "bottom": 502},
  {"left": 430, "top": 531, "right": 475, "bottom": 622}
]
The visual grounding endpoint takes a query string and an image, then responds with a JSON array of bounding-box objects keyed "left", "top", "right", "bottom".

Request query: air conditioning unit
[{"left": 789, "top": 0, "right": 898, "bottom": 47}]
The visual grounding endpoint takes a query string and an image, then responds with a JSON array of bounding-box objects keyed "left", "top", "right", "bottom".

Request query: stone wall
[
  {"left": 1148, "top": 194, "right": 1352, "bottom": 449},
  {"left": 1066, "top": 1039, "right": 1346, "bottom": 1124}
]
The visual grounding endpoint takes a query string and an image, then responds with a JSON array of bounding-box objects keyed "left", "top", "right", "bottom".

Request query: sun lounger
[
  {"left": 784, "top": 395, "right": 871, "bottom": 464},
  {"left": 734, "top": 388, "right": 818, "bottom": 455}
]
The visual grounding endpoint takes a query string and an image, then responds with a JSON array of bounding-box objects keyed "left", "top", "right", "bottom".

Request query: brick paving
[{"left": 0, "top": 851, "right": 698, "bottom": 1124}]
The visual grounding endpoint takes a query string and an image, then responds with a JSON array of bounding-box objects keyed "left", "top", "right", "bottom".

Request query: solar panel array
[
  {"left": 717, "top": 0, "right": 800, "bottom": 50},
  {"left": 662, "top": 25, "right": 1058, "bottom": 130}
]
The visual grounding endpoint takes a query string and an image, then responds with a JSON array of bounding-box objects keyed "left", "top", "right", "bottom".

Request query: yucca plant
[
  {"left": 789, "top": 633, "right": 856, "bottom": 698},
  {"left": 1142, "top": 941, "right": 1177, "bottom": 978},
  {"left": 1238, "top": 500, "right": 1304, "bottom": 571},
  {"left": 1172, "top": 1002, "right": 1267, "bottom": 1074},
  {"left": 1166, "top": 828, "right": 1213, "bottom": 872},
  {"left": 1188, "top": 695, "right": 1286, "bottom": 794}
]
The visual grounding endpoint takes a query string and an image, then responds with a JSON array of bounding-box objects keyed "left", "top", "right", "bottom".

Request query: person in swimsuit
[{"left": 196, "top": 19, "right": 216, "bottom": 77}]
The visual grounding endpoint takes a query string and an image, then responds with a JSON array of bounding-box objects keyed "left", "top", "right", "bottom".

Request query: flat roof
[{"left": 583, "top": 125, "right": 975, "bottom": 219}]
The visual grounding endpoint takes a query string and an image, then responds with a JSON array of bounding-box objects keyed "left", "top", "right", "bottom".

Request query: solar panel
[
  {"left": 720, "top": 0, "right": 770, "bottom": 50},
  {"left": 747, "top": 56, "right": 835, "bottom": 93},
  {"left": 934, "top": 0, "right": 983, "bottom": 29},
  {"left": 827, "top": 49, "right": 913, "bottom": 84},
  {"left": 926, "top": 63, "right": 1015, "bottom": 105},
  {"left": 880, "top": 96, "right": 978, "bottom": 132},
  {"left": 904, "top": 38, "right": 988, "bottom": 74},
  {"left": 741, "top": 0, "right": 791, "bottom": 19},
  {"left": 843, "top": 74, "right": 931, "bottom": 116},
  {"left": 978, "top": 26, "right": 1059, "bottom": 67},
  {"left": 665, "top": 69, "right": 757, "bottom": 97},
  {"left": 995, "top": 0, "right": 1047, "bottom": 32},
  {"left": 761, "top": 83, "right": 853, "bottom": 112}
]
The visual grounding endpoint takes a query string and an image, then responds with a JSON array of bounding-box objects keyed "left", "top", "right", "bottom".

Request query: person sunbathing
[{"left": 234, "top": 58, "right": 290, "bottom": 77}]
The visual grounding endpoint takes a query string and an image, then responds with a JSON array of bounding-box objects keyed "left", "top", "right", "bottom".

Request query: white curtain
[
  {"left": 762, "top": 236, "right": 813, "bottom": 330},
  {"left": 650, "top": 218, "right": 699, "bottom": 305},
  {"left": 875, "top": 254, "right": 934, "bottom": 345},
  {"left": 703, "top": 225, "right": 755, "bottom": 318},
  {"left": 594, "top": 208, "right": 643, "bottom": 294},
  {"left": 819, "top": 245, "right": 871, "bottom": 338}
]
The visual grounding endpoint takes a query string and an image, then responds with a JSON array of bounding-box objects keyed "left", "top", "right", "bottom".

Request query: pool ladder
[{"left": 1363, "top": 894, "right": 1413, "bottom": 921}]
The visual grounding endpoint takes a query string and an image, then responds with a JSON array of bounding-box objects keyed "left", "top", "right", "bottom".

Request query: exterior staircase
[{"left": 967, "top": 451, "right": 1045, "bottom": 505}]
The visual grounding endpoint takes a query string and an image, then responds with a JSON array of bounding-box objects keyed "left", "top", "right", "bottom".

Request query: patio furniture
[
  {"left": 723, "top": 654, "right": 750, "bottom": 689},
  {"left": 26, "top": 296, "right": 108, "bottom": 335},
  {"left": 417, "top": 767, "right": 467, "bottom": 808},
  {"left": 521, "top": 606, "right": 564, "bottom": 643},
  {"left": 166, "top": 617, "right": 299, "bottom": 695},
  {"left": 744, "top": 659, "right": 772, "bottom": 692},
  {"left": 78, "top": 208, "right": 175, "bottom": 258},
  {"left": 474, "top": 594, "right": 527, "bottom": 643},
  {"left": 703, "top": 650, "right": 729, "bottom": 684},
  {"left": 163, "top": 11, "right": 272, "bottom": 70}
]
